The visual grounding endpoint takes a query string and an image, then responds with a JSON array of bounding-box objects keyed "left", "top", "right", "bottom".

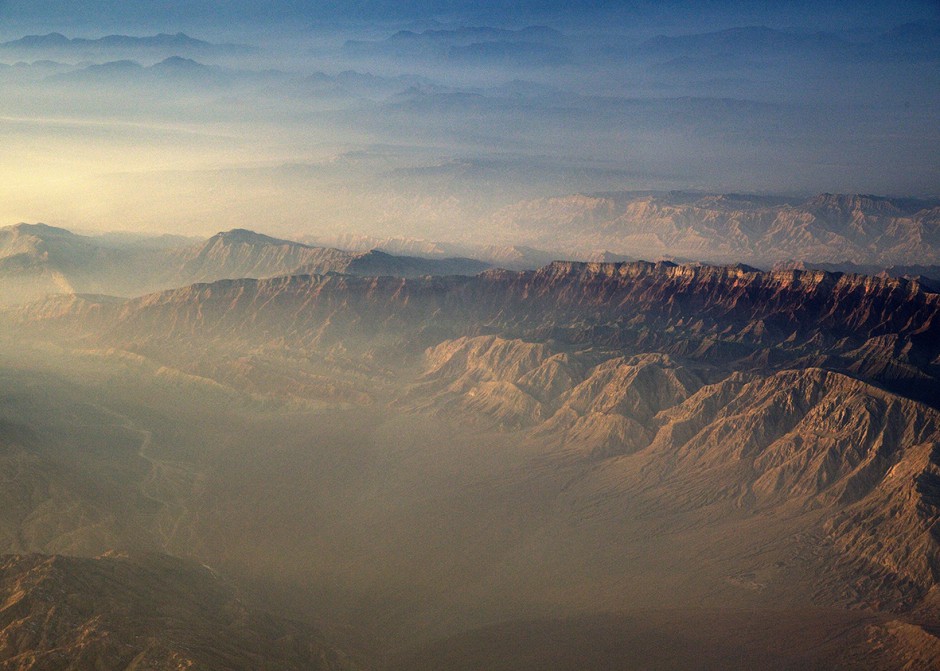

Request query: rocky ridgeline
[{"left": 15, "top": 259, "right": 930, "bottom": 403}]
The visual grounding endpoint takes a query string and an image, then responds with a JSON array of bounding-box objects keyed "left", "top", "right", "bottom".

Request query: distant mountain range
[
  {"left": 302, "top": 233, "right": 571, "bottom": 270},
  {"left": 344, "top": 25, "right": 571, "bottom": 65},
  {"left": 638, "top": 25, "right": 854, "bottom": 59},
  {"left": 0, "top": 32, "right": 255, "bottom": 57},
  {"left": 486, "top": 192, "right": 940, "bottom": 266},
  {"left": 2, "top": 191, "right": 939, "bottom": 305},
  {"left": 636, "top": 21, "right": 940, "bottom": 63},
  {"left": 180, "top": 228, "right": 489, "bottom": 282},
  {"left": 46, "top": 55, "right": 232, "bottom": 85},
  {"left": 0, "top": 223, "right": 490, "bottom": 305}
]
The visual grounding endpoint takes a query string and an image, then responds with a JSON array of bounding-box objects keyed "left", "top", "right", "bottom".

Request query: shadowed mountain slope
[{"left": 0, "top": 553, "right": 351, "bottom": 670}]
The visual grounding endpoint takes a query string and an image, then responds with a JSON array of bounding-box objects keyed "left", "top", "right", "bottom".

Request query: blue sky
[{"left": 0, "top": 0, "right": 936, "bottom": 29}]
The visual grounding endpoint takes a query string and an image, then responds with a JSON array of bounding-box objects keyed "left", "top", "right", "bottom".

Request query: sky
[
  {"left": 0, "top": 0, "right": 937, "bottom": 238},
  {"left": 0, "top": 1, "right": 935, "bottom": 26}
]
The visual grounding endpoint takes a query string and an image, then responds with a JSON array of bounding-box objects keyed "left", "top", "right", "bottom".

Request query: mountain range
[
  {"left": 4, "top": 248, "right": 940, "bottom": 666},
  {"left": 5, "top": 254, "right": 940, "bottom": 662},
  {"left": 4, "top": 191, "right": 940, "bottom": 306},
  {"left": 636, "top": 21, "right": 940, "bottom": 63},
  {"left": 0, "top": 0, "right": 937, "bottom": 664},
  {"left": 343, "top": 25, "right": 570, "bottom": 66},
  {"left": 41, "top": 261, "right": 940, "bottom": 412},
  {"left": 0, "top": 223, "right": 489, "bottom": 305},
  {"left": 485, "top": 192, "right": 940, "bottom": 266},
  {"left": 0, "top": 32, "right": 255, "bottom": 58}
]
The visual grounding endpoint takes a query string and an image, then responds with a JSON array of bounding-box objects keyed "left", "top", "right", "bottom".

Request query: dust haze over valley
[{"left": 2, "top": 1, "right": 940, "bottom": 670}]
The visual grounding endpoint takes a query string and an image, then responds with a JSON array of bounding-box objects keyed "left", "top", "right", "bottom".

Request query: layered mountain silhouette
[
  {"left": 0, "top": 223, "right": 488, "bottom": 305},
  {"left": 635, "top": 21, "right": 940, "bottom": 69},
  {"left": 343, "top": 25, "right": 570, "bottom": 65},
  {"left": 5, "top": 191, "right": 939, "bottom": 306},
  {"left": 303, "top": 234, "right": 566, "bottom": 270},
  {"left": 0, "top": 32, "right": 255, "bottom": 57}
]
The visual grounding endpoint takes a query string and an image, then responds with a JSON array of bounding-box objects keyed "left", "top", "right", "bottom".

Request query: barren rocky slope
[
  {"left": 403, "top": 336, "right": 940, "bottom": 609},
  {"left": 0, "top": 553, "right": 351, "bottom": 671}
]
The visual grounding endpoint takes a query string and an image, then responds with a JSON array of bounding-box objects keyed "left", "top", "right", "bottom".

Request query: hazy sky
[
  {"left": 0, "top": 0, "right": 937, "bottom": 237},
  {"left": 0, "top": 1, "right": 935, "bottom": 28}
]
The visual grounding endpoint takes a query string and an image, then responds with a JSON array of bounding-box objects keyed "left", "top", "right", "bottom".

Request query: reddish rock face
[{"left": 23, "top": 259, "right": 934, "bottom": 401}]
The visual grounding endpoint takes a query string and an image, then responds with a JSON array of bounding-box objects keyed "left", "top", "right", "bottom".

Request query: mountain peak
[
  {"left": 4, "top": 222, "right": 75, "bottom": 238},
  {"left": 210, "top": 228, "right": 297, "bottom": 247},
  {"left": 358, "top": 248, "right": 393, "bottom": 259},
  {"left": 804, "top": 193, "right": 903, "bottom": 215},
  {"left": 157, "top": 31, "right": 202, "bottom": 43},
  {"left": 1, "top": 33, "right": 69, "bottom": 48},
  {"left": 152, "top": 55, "right": 206, "bottom": 70}
]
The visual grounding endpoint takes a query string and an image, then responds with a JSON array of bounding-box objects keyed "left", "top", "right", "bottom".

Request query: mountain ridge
[
  {"left": 487, "top": 191, "right": 940, "bottom": 266},
  {"left": 0, "top": 223, "right": 490, "bottom": 305},
  {"left": 0, "top": 32, "right": 255, "bottom": 55},
  {"left": 10, "top": 258, "right": 939, "bottom": 410}
]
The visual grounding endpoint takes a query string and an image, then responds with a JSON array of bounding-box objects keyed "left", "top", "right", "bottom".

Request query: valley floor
[{"left": 2, "top": 339, "right": 940, "bottom": 668}]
